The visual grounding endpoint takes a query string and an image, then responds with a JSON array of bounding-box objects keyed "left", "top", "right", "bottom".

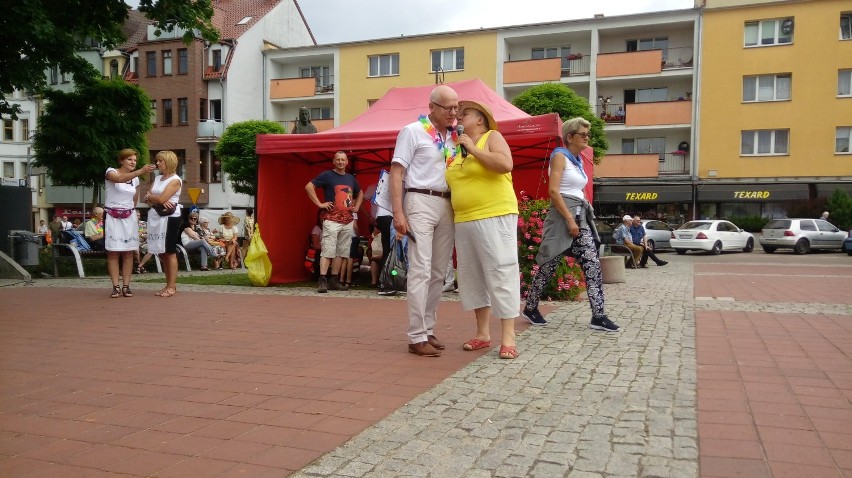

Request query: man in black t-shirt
[{"left": 305, "top": 151, "right": 363, "bottom": 293}]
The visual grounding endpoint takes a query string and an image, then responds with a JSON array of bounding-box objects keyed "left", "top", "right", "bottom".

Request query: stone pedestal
[{"left": 600, "top": 255, "right": 626, "bottom": 284}]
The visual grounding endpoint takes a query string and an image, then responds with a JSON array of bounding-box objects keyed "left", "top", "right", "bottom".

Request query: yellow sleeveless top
[{"left": 446, "top": 130, "right": 518, "bottom": 223}]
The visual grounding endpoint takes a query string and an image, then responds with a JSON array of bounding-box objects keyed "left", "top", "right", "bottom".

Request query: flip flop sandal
[
  {"left": 499, "top": 345, "right": 519, "bottom": 359},
  {"left": 462, "top": 338, "right": 491, "bottom": 351}
]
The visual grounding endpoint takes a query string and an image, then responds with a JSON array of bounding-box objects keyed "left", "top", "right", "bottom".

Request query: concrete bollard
[{"left": 600, "top": 255, "right": 626, "bottom": 284}]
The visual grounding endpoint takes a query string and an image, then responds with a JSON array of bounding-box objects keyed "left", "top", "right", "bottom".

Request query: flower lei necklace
[{"left": 419, "top": 115, "right": 459, "bottom": 165}]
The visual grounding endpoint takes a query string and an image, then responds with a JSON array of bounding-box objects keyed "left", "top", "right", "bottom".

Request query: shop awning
[
  {"left": 593, "top": 184, "right": 693, "bottom": 203},
  {"left": 696, "top": 183, "right": 809, "bottom": 202}
]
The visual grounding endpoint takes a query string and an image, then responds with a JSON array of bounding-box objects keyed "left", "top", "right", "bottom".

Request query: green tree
[
  {"left": 826, "top": 189, "right": 852, "bottom": 231},
  {"left": 32, "top": 78, "right": 152, "bottom": 205},
  {"left": 216, "top": 120, "right": 286, "bottom": 196},
  {"left": 0, "top": 0, "right": 219, "bottom": 118},
  {"left": 512, "top": 83, "right": 609, "bottom": 163}
]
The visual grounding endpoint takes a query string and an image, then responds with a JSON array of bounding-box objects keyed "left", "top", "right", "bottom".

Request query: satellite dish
[{"left": 781, "top": 18, "right": 794, "bottom": 35}]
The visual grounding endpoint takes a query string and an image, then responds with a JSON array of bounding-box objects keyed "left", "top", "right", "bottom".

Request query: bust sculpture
[{"left": 291, "top": 107, "right": 317, "bottom": 134}]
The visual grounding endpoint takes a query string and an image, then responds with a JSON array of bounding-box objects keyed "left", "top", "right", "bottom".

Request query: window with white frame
[
  {"left": 744, "top": 19, "right": 793, "bottom": 47},
  {"left": 622, "top": 137, "right": 666, "bottom": 154},
  {"left": 837, "top": 127, "right": 851, "bottom": 153},
  {"left": 431, "top": 48, "right": 464, "bottom": 72},
  {"left": 162, "top": 50, "right": 172, "bottom": 75},
  {"left": 178, "top": 98, "right": 188, "bottom": 125},
  {"left": 841, "top": 12, "right": 851, "bottom": 40},
  {"left": 49, "top": 67, "right": 58, "bottom": 85},
  {"left": 532, "top": 46, "right": 573, "bottom": 69},
  {"left": 368, "top": 54, "right": 399, "bottom": 77},
  {"left": 310, "top": 107, "right": 331, "bottom": 120},
  {"left": 636, "top": 88, "right": 668, "bottom": 103},
  {"left": 839, "top": 69, "right": 852, "bottom": 96},
  {"left": 3, "top": 119, "right": 12, "bottom": 141},
  {"left": 743, "top": 74, "right": 791, "bottom": 102},
  {"left": 60, "top": 71, "right": 69, "bottom": 83},
  {"left": 21, "top": 119, "right": 29, "bottom": 141},
  {"left": 2, "top": 162, "right": 14, "bottom": 178},
  {"left": 741, "top": 129, "right": 789, "bottom": 155},
  {"left": 300, "top": 66, "right": 332, "bottom": 87}
]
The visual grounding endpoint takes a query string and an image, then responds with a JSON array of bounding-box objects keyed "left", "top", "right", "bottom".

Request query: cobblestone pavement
[{"left": 291, "top": 260, "right": 700, "bottom": 478}]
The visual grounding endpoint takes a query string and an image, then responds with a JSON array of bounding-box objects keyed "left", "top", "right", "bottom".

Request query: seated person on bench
[
  {"left": 85, "top": 207, "right": 106, "bottom": 251},
  {"left": 612, "top": 214, "right": 642, "bottom": 268}
]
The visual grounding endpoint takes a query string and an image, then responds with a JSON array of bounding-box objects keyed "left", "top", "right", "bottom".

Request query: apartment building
[
  {"left": 697, "top": 0, "right": 852, "bottom": 219},
  {"left": 264, "top": 9, "right": 700, "bottom": 224},
  {"left": 126, "top": 0, "right": 314, "bottom": 210}
]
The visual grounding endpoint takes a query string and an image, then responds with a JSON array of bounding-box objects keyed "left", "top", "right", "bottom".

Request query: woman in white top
[
  {"left": 218, "top": 212, "right": 240, "bottom": 269},
  {"left": 522, "top": 118, "right": 619, "bottom": 333},
  {"left": 144, "top": 151, "right": 183, "bottom": 297},
  {"left": 104, "top": 148, "right": 156, "bottom": 298}
]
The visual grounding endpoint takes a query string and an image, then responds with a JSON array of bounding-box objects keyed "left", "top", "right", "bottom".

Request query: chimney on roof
[{"left": 594, "top": 13, "right": 604, "bottom": 19}]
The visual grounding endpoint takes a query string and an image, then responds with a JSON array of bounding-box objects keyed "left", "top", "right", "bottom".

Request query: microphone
[{"left": 455, "top": 125, "right": 468, "bottom": 157}]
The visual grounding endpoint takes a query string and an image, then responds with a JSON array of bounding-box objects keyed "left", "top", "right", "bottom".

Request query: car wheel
[
  {"left": 675, "top": 248, "right": 687, "bottom": 255},
  {"left": 793, "top": 238, "right": 810, "bottom": 255},
  {"left": 710, "top": 241, "right": 722, "bottom": 255},
  {"left": 743, "top": 238, "right": 754, "bottom": 253},
  {"left": 647, "top": 239, "right": 655, "bottom": 252},
  {"left": 762, "top": 246, "right": 776, "bottom": 253}
]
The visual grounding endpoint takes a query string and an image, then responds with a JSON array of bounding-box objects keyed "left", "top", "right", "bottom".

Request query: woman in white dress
[
  {"left": 144, "top": 151, "right": 183, "bottom": 297},
  {"left": 104, "top": 149, "right": 156, "bottom": 298}
]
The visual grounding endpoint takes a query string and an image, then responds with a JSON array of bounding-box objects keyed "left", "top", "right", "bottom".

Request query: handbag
[
  {"left": 379, "top": 237, "right": 407, "bottom": 292},
  {"left": 152, "top": 203, "right": 177, "bottom": 217}
]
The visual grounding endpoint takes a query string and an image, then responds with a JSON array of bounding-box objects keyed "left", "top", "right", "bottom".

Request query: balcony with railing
[
  {"left": 626, "top": 100, "right": 692, "bottom": 126},
  {"left": 270, "top": 75, "right": 335, "bottom": 100},
  {"left": 503, "top": 58, "right": 561, "bottom": 84},
  {"left": 196, "top": 119, "right": 224, "bottom": 141},
  {"left": 661, "top": 46, "right": 694, "bottom": 70},
  {"left": 597, "top": 50, "right": 663, "bottom": 77},
  {"left": 597, "top": 103, "right": 626, "bottom": 124},
  {"left": 593, "top": 152, "right": 690, "bottom": 178},
  {"left": 658, "top": 152, "right": 690, "bottom": 175},
  {"left": 562, "top": 53, "right": 590, "bottom": 77}
]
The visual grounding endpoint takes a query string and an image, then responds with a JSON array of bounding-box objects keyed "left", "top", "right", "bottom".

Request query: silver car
[
  {"left": 760, "top": 219, "right": 847, "bottom": 254},
  {"left": 640, "top": 219, "right": 675, "bottom": 251}
]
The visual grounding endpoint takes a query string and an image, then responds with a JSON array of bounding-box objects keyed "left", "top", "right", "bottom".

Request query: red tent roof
[
  {"left": 254, "top": 79, "right": 582, "bottom": 284},
  {"left": 256, "top": 79, "right": 563, "bottom": 174}
]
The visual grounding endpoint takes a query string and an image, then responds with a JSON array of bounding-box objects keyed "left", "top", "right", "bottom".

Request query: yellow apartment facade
[
  {"left": 697, "top": 0, "right": 852, "bottom": 219},
  {"left": 264, "top": 9, "right": 701, "bottom": 223}
]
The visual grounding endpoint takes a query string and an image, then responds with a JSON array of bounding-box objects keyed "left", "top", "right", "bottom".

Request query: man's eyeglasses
[
  {"left": 571, "top": 132, "right": 591, "bottom": 139},
  {"left": 431, "top": 102, "right": 459, "bottom": 113}
]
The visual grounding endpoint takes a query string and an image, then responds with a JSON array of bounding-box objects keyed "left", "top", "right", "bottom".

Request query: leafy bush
[
  {"left": 826, "top": 189, "right": 852, "bottom": 231},
  {"left": 725, "top": 215, "right": 768, "bottom": 232},
  {"left": 518, "top": 192, "right": 586, "bottom": 301}
]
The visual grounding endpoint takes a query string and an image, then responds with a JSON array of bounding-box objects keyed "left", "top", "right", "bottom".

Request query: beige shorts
[
  {"left": 321, "top": 220, "right": 354, "bottom": 258},
  {"left": 454, "top": 214, "right": 520, "bottom": 319}
]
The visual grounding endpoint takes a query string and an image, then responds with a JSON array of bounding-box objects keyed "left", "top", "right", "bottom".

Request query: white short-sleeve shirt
[{"left": 391, "top": 118, "right": 455, "bottom": 192}]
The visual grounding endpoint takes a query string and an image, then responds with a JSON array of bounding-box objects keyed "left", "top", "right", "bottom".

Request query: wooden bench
[
  {"left": 601, "top": 244, "right": 637, "bottom": 269},
  {"left": 53, "top": 231, "right": 192, "bottom": 277}
]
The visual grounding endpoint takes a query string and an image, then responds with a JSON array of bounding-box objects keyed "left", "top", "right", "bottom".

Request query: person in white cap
[{"left": 613, "top": 214, "right": 643, "bottom": 267}]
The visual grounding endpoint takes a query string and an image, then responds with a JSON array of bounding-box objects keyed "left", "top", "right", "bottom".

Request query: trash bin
[{"left": 9, "top": 230, "right": 41, "bottom": 266}]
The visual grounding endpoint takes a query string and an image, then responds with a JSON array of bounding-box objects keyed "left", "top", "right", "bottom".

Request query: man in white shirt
[{"left": 390, "top": 85, "right": 459, "bottom": 357}]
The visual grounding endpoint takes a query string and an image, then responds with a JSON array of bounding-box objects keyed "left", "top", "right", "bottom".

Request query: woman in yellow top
[{"left": 446, "top": 100, "right": 520, "bottom": 359}]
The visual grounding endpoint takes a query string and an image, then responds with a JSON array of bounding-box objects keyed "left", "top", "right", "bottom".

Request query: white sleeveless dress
[{"left": 146, "top": 174, "right": 183, "bottom": 254}]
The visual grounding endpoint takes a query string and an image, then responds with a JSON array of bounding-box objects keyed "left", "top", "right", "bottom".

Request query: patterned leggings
[{"left": 525, "top": 228, "right": 606, "bottom": 319}]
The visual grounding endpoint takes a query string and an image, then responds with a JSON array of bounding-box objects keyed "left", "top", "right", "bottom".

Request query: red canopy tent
[{"left": 255, "top": 79, "right": 591, "bottom": 284}]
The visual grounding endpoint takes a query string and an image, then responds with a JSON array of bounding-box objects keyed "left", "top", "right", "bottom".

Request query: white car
[{"left": 671, "top": 220, "right": 755, "bottom": 255}]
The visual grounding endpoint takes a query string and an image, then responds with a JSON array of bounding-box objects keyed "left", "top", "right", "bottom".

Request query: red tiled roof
[
  {"left": 118, "top": 9, "right": 150, "bottom": 50},
  {"left": 213, "top": 0, "right": 282, "bottom": 40}
]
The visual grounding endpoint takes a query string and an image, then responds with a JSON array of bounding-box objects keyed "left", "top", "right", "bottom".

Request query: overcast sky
[
  {"left": 297, "top": 0, "right": 696, "bottom": 44},
  {"left": 125, "top": 0, "right": 696, "bottom": 44}
]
